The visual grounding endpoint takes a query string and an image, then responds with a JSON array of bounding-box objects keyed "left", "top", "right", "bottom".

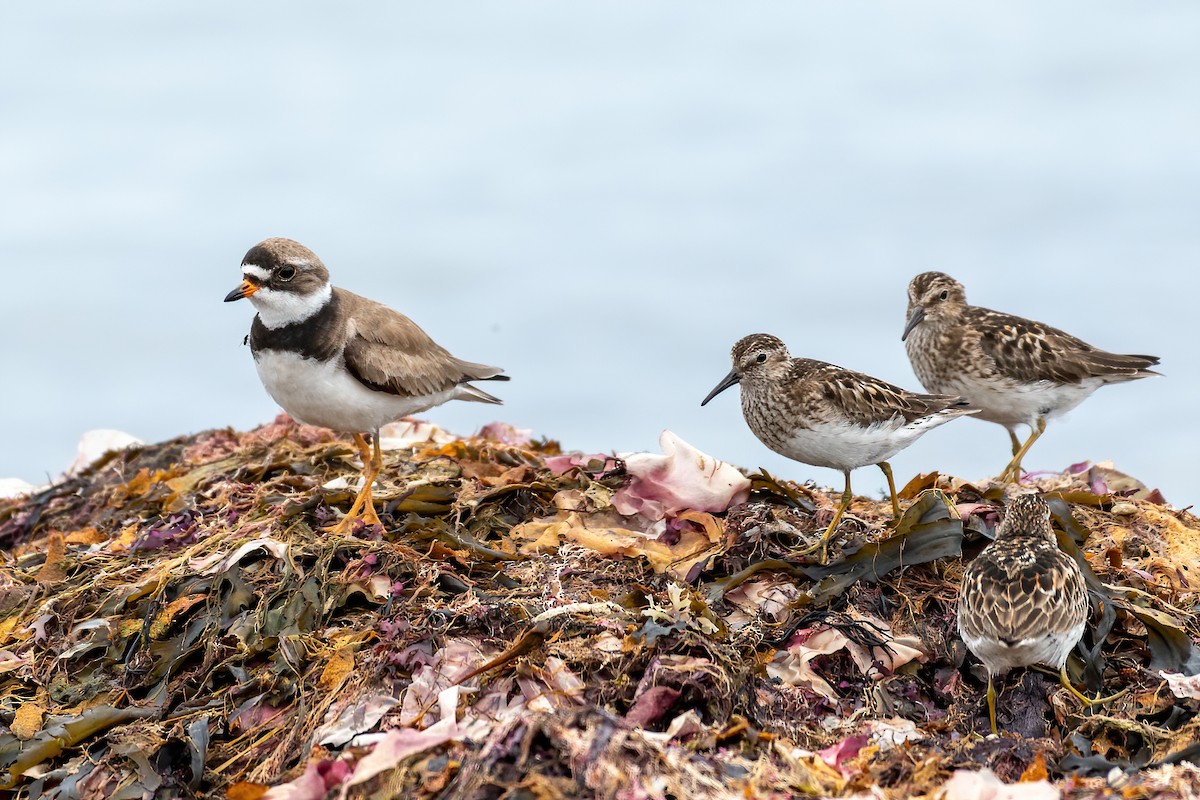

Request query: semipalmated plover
[
  {"left": 902, "top": 272, "right": 1159, "bottom": 483},
  {"left": 701, "top": 333, "right": 976, "bottom": 562},
  {"left": 225, "top": 237, "right": 508, "bottom": 532},
  {"left": 957, "top": 493, "right": 1120, "bottom": 734}
]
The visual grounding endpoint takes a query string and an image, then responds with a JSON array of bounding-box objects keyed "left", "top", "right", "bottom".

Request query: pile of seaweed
[{"left": 1, "top": 415, "right": 1198, "bottom": 800}]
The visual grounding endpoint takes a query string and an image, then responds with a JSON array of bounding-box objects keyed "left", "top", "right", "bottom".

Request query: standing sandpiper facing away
[
  {"left": 225, "top": 237, "right": 508, "bottom": 534},
  {"left": 957, "top": 493, "right": 1123, "bottom": 735},
  {"left": 701, "top": 334, "right": 976, "bottom": 561},
  {"left": 902, "top": 272, "right": 1159, "bottom": 483}
]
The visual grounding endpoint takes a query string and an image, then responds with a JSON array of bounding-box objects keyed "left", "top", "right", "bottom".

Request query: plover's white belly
[
  {"left": 961, "top": 620, "right": 1085, "bottom": 676},
  {"left": 253, "top": 349, "right": 452, "bottom": 432},
  {"left": 935, "top": 375, "right": 1103, "bottom": 428},
  {"left": 766, "top": 418, "right": 928, "bottom": 471}
]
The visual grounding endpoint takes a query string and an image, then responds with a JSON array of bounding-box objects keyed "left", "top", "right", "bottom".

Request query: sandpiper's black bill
[
  {"left": 701, "top": 370, "right": 740, "bottom": 406},
  {"left": 900, "top": 307, "right": 926, "bottom": 341},
  {"left": 224, "top": 279, "right": 257, "bottom": 302}
]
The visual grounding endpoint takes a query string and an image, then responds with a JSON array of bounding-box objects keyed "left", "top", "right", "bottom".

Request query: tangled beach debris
[{"left": 0, "top": 416, "right": 1198, "bottom": 799}]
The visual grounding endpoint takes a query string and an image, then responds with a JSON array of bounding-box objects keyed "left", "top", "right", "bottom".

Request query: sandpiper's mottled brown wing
[
  {"left": 966, "top": 306, "right": 1159, "bottom": 386},
  {"left": 339, "top": 289, "right": 507, "bottom": 401},
  {"left": 792, "top": 359, "right": 973, "bottom": 429},
  {"left": 958, "top": 538, "right": 1089, "bottom": 644}
]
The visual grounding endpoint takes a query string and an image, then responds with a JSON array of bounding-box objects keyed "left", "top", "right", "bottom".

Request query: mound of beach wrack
[{"left": 0, "top": 415, "right": 1198, "bottom": 800}]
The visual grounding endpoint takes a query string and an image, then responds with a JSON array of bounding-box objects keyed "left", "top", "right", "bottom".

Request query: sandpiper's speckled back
[
  {"left": 957, "top": 494, "right": 1089, "bottom": 676},
  {"left": 723, "top": 334, "right": 975, "bottom": 472}
]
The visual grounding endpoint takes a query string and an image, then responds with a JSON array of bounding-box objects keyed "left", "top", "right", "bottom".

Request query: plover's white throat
[
  {"left": 902, "top": 272, "right": 1160, "bottom": 483},
  {"left": 225, "top": 237, "right": 508, "bottom": 532},
  {"left": 701, "top": 333, "right": 976, "bottom": 562}
]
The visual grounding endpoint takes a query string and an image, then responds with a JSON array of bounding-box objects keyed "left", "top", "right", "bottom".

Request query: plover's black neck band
[{"left": 250, "top": 290, "right": 345, "bottom": 361}]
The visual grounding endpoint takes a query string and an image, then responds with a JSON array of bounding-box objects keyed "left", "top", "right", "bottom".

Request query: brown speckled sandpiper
[
  {"left": 957, "top": 493, "right": 1124, "bottom": 734},
  {"left": 902, "top": 272, "right": 1159, "bottom": 483},
  {"left": 701, "top": 333, "right": 976, "bottom": 561}
]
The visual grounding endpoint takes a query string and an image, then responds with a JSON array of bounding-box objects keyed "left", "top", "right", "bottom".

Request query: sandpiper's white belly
[
  {"left": 253, "top": 349, "right": 451, "bottom": 432},
  {"left": 766, "top": 417, "right": 938, "bottom": 472},
  {"left": 961, "top": 620, "right": 1085, "bottom": 676},
  {"left": 933, "top": 375, "right": 1104, "bottom": 429}
]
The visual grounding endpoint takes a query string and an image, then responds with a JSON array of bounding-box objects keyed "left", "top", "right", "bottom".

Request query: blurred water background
[{"left": 1, "top": 2, "right": 1197, "bottom": 502}]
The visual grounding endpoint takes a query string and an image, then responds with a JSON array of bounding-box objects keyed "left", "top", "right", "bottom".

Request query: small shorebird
[
  {"left": 902, "top": 272, "right": 1159, "bottom": 483},
  {"left": 701, "top": 333, "right": 975, "bottom": 561},
  {"left": 225, "top": 237, "right": 508, "bottom": 533},
  {"left": 957, "top": 493, "right": 1122, "bottom": 734}
]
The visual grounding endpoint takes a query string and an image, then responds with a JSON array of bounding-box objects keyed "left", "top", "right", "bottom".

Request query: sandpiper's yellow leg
[
  {"left": 1057, "top": 664, "right": 1129, "bottom": 707},
  {"left": 876, "top": 461, "right": 900, "bottom": 520},
  {"left": 1007, "top": 428, "right": 1022, "bottom": 457},
  {"left": 1000, "top": 418, "right": 1047, "bottom": 483},
  {"left": 792, "top": 470, "right": 852, "bottom": 563},
  {"left": 987, "top": 674, "right": 999, "bottom": 736}
]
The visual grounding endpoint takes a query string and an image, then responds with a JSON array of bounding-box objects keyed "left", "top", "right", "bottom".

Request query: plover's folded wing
[{"left": 341, "top": 291, "right": 507, "bottom": 402}]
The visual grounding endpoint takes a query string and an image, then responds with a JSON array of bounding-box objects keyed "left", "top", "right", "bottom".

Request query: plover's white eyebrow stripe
[{"left": 242, "top": 264, "right": 272, "bottom": 281}]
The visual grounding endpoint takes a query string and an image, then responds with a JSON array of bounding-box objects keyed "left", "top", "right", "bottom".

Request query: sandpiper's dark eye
[
  {"left": 939, "top": 290, "right": 949, "bottom": 300},
  {"left": 756, "top": 353, "right": 767, "bottom": 364},
  {"left": 278, "top": 265, "right": 297, "bottom": 281}
]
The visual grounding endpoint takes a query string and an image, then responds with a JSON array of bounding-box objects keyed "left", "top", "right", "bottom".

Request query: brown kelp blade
[{"left": 806, "top": 489, "right": 964, "bottom": 606}]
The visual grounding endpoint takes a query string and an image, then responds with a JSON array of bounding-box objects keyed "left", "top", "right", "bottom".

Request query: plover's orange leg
[
  {"left": 326, "top": 433, "right": 384, "bottom": 533},
  {"left": 876, "top": 461, "right": 900, "bottom": 520},
  {"left": 361, "top": 431, "right": 385, "bottom": 528},
  {"left": 999, "top": 418, "right": 1046, "bottom": 483}
]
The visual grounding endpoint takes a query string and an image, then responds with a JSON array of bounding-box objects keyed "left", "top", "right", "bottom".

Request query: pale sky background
[{"left": 1, "top": 3, "right": 1196, "bottom": 504}]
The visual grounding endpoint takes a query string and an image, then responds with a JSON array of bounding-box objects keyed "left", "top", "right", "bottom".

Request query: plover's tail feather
[
  {"left": 451, "top": 359, "right": 506, "bottom": 402},
  {"left": 453, "top": 359, "right": 509, "bottom": 403},
  {"left": 455, "top": 382, "right": 505, "bottom": 405},
  {"left": 454, "top": 358, "right": 509, "bottom": 382}
]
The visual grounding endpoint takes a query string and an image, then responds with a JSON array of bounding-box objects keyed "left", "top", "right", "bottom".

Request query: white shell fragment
[{"left": 64, "top": 429, "right": 143, "bottom": 477}]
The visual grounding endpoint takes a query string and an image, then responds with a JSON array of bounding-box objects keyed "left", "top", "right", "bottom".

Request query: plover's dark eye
[
  {"left": 278, "top": 265, "right": 297, "bottom": 281},
  {"left": 939, "top": 290, "right": 949, "bottom": 301},
  {"left": 756, "top": 353, "right": 767, "bottom": 364}
]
